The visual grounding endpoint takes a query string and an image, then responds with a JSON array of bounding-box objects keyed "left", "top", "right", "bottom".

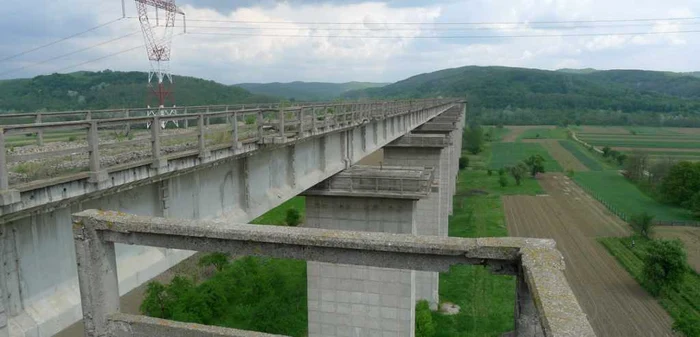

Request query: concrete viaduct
[{"left": 0, "top": 99, "right": 594, "bottom": 337}]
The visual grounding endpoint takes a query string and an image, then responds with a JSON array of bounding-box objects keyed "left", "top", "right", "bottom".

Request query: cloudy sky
[{"left": 0, "top": 0, "right": 698, "bottom": 84}]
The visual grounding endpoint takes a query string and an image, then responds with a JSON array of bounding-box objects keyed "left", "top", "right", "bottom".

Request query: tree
[
  {"left": 642, "top": 239, "right": 688, "bottom": 296},
  {"left": 508, "top": 163, "right": 528, "bottom": 186},
  {"left": 602, "top": 146, "right": 612, "bottom": 157},
  {"left": 415, "top": 300, "right": 435, "bottom": 337},
  {"left": 459, "top": 157, "right": 468, "bottom": 170},
  {"left": 524, "top": 155, "right": 546, "bottom": 177},
  {"left": 660, "top": 161, "right": 700, "bottom": 207},
  {"left": 285, "top": 208, "right": 301, "bottom": 226},
  {"left": 630, "top": 212, "right": 654, "bottom": 239},
  {"left": 624, "top": 152, "right": 649, "bottom": 182},
  {"left": 198, "top": 252, "right": 229, "bottom": 272},
  {"left": 672, "top": 313, "right": 700, "bottom": 337},
  {"left": 615, "top": 153, "right": 627, "bottom": 166},
  {"left": 690, "top": 192, "right": 700, "bottom": 219},
  {"left": 463, "top": 123, "right": 484, "bottom": 155},
  {"left": 498, "top": 174, "right": 509, "bottom": 187}
]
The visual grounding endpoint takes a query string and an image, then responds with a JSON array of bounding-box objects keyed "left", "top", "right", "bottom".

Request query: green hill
[
  {"left": 345, "top": 66, "right": 700, "bottom": 126},
  {"left": 236, "top": 81, "right": 388, "bottom": 101},
  {"left": 0, "top": 70, "right": 275, "bottom": 112}
]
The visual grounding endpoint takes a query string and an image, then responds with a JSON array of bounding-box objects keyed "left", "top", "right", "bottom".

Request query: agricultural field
[
  {"left": 499, "top": 125, "right": 553, "bottom": 142},
  {"left": 489, "top": 142, "right": 563, "bottom": 172},
  {"left": 516, "top": 127, "right": 568, "bottom": 140},
  {"left": 557, "top": 140, "right": 605, "bottom": 171},
  {"left": 573, "top": 170, "right": 694, "bottom": 222},
  {"left": 573, "top": 126, "right": 700, "bottom": 162},
  {"left": 505, "top": 174, "right": 674, "bottom": 336}
]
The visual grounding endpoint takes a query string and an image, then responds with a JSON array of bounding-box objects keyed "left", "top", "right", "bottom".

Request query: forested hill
[
  {"left": 0, "top": 70, "right": 275, "bottom": 112},
  {"left": 344, "top": 66, "right": 700, "bottom": 125},
  {"left": 236, "top": 81, "right": 388, "bottom": 101}
]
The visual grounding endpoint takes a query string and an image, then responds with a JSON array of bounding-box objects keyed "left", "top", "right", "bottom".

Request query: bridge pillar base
[
  {"left": 88, "top": 171, "right": 108, "bottom": 186},
  {"left": 151, "top": 159, "right": 168, "bottom": 173},
  {"left": 0, "top": 190, "right": 20, "bottom": 206}
]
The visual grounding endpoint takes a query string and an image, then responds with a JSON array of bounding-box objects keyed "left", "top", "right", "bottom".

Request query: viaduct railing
[
  {"left": 0, "top": 99, "right": 456, "bottom": 190},
  {"left": 72, "top": 210, "right": 597, "bottom": 337}
]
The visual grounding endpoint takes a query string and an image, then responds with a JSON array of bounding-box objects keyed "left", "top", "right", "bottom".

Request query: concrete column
[
  {"left": 305, "top": 196, "right": 416, "bottom": 337},
  {"left": 303, "top": 166, "right": 434, "bottom": 337},
  {"left": 383, "top": 136, "right": 451, "bottom": 309}
]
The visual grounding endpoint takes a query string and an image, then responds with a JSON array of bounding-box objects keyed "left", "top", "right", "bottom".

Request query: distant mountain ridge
[
  {"left": 236, "top": 81, "right": 388, "bottom": 101},
  {"left": 345, "top": 65, "right": 700, "bottom": 115},
  {"left": 0, "top": 71, "right": 275, "bottom": 112}
]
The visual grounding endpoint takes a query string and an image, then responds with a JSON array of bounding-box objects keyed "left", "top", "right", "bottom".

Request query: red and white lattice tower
[{"left": 134, "top": 0, "right": 185, "bottom": 128}]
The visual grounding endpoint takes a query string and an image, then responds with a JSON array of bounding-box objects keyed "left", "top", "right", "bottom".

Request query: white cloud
[{"left": 0, "top": 0, "right": 699, "bottom": 83}]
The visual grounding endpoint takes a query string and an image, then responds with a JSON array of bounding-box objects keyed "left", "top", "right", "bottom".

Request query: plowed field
[
  {"left": 501, "top": 125, "right": 553, "bottom": 142},
  {"left": 504, "top": 174, "right": 674, "bottom": 337}
]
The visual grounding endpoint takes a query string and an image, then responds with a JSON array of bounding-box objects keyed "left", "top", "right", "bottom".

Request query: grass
[
  {"left": 489, "top": 142, "right": 563, "bottom": 172},
  {"left": 250, "top": 197, "right": 305, "bottom": 225},
  {"left": 558, "top": 140, "right": 604, "bottom": 171},
  {"left": 517, "top": 127, "right": 568, "bottom": 140},
  {"left": 433, "top": 167, "right": 543, "bottom": 337},
  {"left": 599, "top": 237, "right": 700, "bottom": 336},
  {"left": 583, "top": 139, "right": 700, "bottom": 149},
  {"left": 573, "top": 171, "right": 694, "bottom": 222},
  {"left": 484, "top": 126, "right": 511, "bottom": 142}
]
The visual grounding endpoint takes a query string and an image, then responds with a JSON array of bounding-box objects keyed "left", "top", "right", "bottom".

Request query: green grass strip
[{"left": 489, "top": 142, "right": 563, "bottom": 172}]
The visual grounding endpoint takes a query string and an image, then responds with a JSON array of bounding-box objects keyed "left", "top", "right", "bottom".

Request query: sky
[{"left": 0, "top": 0, "right": 698, "bottom": 84}]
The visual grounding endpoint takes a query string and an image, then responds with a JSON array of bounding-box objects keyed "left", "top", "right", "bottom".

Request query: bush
[
  {"left": 415, "top": 300, "right": 435, "bottom": 337},
  {"left": 487, "top": 169, "right": 493, "bottom": 176},
  {"left": 498, "top": 174, "right": 508, "bottom": 187},
  {"left": 631, "top": 212, "right": 654, "bottom": 239},
  {"left": 642, "top": 239, "right": 688, "bottom": 296},
  {"left": 68, "top": 135, "right": 77, "bottom": 142},
  {"left": 673, "top": 313, "right": 700, "bottom": 337},
  {"left": 566, "top": 169, "right": 575, "bottom": 177},
  {"left": 458, "top": 157, "right": 468, "bottom": 170},
  {"left": 285, "top": 208, "right": 301, "bottom": 227},
  {"left": 198, "top": 252, "right": 229, "bottom": 272}
]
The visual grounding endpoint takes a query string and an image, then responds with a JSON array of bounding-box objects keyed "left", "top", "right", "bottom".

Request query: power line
[
  {"left": 0, "top": 17, "right": 125, "bottom": 63},
  {"left": 185, "top": 21, "right": 700, "bottom": 32},
  {"left": 181, "top": 15, "right": 700, "bottom": 26},
  {"left": 55, "top": 45, "right": 144, "bottom": 72},
  {"left": 186, "top": 29, "right": 700, "bottom": 39},
  {"left": 0, "top": 31, "right": 141, "bottom": 77}
]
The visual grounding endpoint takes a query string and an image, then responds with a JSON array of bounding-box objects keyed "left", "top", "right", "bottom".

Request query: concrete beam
[
  {"left": 72, "top": 210, "right": 597, "bottom": 337},
  {"left": 107, "top": 313, "right": 288, "bottom": 337}
]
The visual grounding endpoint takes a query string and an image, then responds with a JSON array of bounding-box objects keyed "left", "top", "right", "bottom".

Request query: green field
[
  {"left": 558, "top": 140, "right": 605, "bottom": 171},
  {"left": 573, "top": 171, "right": 693, "bottom": 222},
  {"left": 599, "top": 237, "right": 700, "bottom": 337},
  {"left": 484, "top": 126, "right": 511, "bottom": 142},
  {"left": 583, "top": 139, "right": 700, "bottom": 149},
  {"left": 489, "top": 142, "right": 563, "bottom": 172},
  {"left": 251, "top": 197, "right": 305, "bottom": 225},
  {"left": 434, "top": 167, "right": 544, "bottom": 336},
  {"left": 517, "top": 127, "right": 567, "bottom": 140}
]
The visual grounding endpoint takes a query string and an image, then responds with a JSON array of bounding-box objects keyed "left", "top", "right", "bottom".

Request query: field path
[
  {"left": 523, "top": 139, "right": 589, "bottom": 172},
  {"left": 504, "top": 173, "right": 673, "bottom": 337}
]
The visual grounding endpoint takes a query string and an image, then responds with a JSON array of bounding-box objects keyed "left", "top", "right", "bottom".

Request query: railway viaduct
[{"left": 0, "top": 99, "right": 594, "bottom": 337}]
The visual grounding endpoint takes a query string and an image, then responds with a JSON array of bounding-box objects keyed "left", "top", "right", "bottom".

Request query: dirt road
[{"left": 504, "top": 174, "right": 674, "bottom": 337}]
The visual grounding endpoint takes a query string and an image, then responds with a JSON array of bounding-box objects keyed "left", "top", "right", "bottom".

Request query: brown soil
[
  {"left": 523, "top": 139, "right": 589, "bottom": 172},
  {"left": 504, "top": 173, "right": 674, "bottom": 337},
  {"left": 501, "top": 125, "right": 554, "bottom": 142},
  {"left": 654, "top": 226, "right": 700, "bottom": 273},
  {"left": 665, "top": 127, "right": 700, "bottom": 135}
]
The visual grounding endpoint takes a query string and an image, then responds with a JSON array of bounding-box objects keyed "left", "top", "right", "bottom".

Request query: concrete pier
[
  {"left": 303, "top": 166, "right": 433, "bottom": 337},
  {"left": 383, "top": 134, "right": 452, "bottom": 308}
]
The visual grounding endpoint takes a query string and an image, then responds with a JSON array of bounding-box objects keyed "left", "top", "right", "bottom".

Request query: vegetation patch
[
  {"left": 573, "top": 171, "right": 693, "bottom": 222},
  {"left": 250, "top": 197, "right": 305, "bottom": 225},
  {"left": 599, "top": 237, "right": 700, "bottom": 337},
  {"left": 558, "top": 140, "right": 604, "bottom": 171},
  {"left": 489, "top": 142, "right": 562, "bottom": 172},
  {"left": 517, "top": 127, "right": 567, "bottom": 140}
]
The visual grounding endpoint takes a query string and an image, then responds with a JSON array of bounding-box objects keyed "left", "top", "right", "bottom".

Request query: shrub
[
  {"left": 198, "top": 252, "right": 229, "bottom": 272},
  {"left": 498, "top": 174, "right": 508, "bottom": 187},
  {"left": 672, "top": 314, "right": 700, "bottom": 337},
  {"left": 458, "top": 157, "right": 468, "bottom": 170},
  {"left": 285, "top": 208, "right": 301, "bottom": 227},
  {"left": 415, "top": 300, "right": 435, "bottom": 337},
  {"left": 566, "top": 169, "right": 575, "bottom": 177},
  {"left": 642, "top": 239, "right": 687, "bottom": 296},
  {"left": 631, "top": 212, "right": 654, "bottom": 239},
  {"left": 68, "top": 135, "right": 77, "bottom": 142},
  {"left": 487, "top": 169, "right": 493, "bottom": 176}
]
